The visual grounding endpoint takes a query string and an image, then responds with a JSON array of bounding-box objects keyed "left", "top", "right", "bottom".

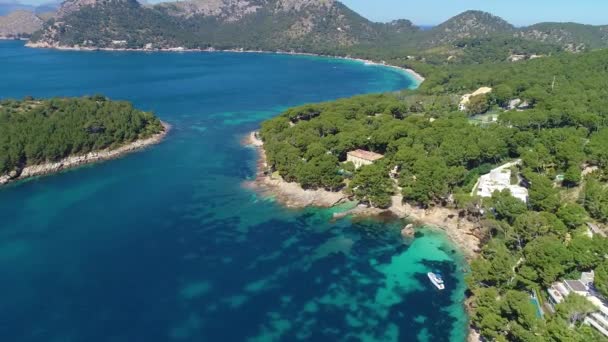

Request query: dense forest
[
  {"left": 260, "top": 49, "right": 608, "bottom": 340},
  {"left": 0, "top": 95, "right": 164, "bottom": 174}
]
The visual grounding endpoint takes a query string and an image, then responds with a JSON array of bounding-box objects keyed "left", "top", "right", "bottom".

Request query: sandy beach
[
  {"left": 25, "top": 42, "right": 425, "bottom": 84},
  {"left": 0, "top": 122, "right": 170, "bottom": 187},
  {"left": 243, "top": 131, "right": 481, "bottom": 259}
]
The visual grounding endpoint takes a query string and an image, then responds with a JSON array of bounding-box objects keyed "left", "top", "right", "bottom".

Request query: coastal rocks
[
  {"left": 243, "top": 131, "right": 349, "bottom": 209},
  {"left": 0, "top": 175, "right": 10, "bottom": 185},
  {"left": 0, "top": 170, "right": 19, "bottom": 185},
  {"left": 251, "top": 176, "right": 348, "bottom": 209},
  {"left": 332, "top": 205, "right": 385, "bottom": 220},
  {"left": 247, "top": 131, "right": 264, "bottom": 147},
  {"left": 0, "top": 122, "right": 169, "bottom": 187},
  {"left": 244, "top": 130, "right": 480, "bottom": 260},
  {"left": 389, "top": 196, "right": 481, "bottom": 260},
  {"left": 401, "top": 224, "right": 415, "bottom": 238}
]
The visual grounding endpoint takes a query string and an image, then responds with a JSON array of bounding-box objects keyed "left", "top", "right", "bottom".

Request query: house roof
[
  {"left": 565, "top": 280, "right": 587, "bottom": 292},
  {"left": 472, "top": 87, "right": 493, "bottom": 96},
  {"left": 347, "top": 149, "right": 384, "bottom": 161},
  {"left": 460, "top": 87, "right": 493, "bottom": 105}
]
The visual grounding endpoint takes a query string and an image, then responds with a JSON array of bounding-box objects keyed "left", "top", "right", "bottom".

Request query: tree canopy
[{"left": 0, "top": 96, "right": 163, "bottom": 174}]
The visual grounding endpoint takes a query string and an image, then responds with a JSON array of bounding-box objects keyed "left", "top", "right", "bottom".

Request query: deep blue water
[{"left": 0, "top": 40, "right": 467, "bottom": 342}]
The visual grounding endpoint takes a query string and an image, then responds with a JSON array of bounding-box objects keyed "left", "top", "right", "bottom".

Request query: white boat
[{"left": 428, "top": 272, "right": 445, "bottom": 290}]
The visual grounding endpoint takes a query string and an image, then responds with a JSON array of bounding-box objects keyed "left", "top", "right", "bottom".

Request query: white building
[
  {"left": 459, "top": 87, "right": 493, "bottom": 111},
  {"left": 547, "top": 271, "right": 608, "bottom": 338},
  {"left": 346, "top": 149, "right": 384, "bottom": 169},
  {"left": 472, "top": 161, "right": 528, "bottom": 203}
]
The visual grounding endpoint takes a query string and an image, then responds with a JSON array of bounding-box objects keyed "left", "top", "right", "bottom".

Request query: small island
[{"left": 0, "top": 95, "right": 167, "bottom": 186}]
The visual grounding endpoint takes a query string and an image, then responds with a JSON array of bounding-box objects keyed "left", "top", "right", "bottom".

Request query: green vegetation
[
  {"left": 260, "top": 93, "right": 512, "bottom": 208},
  {"left": 596, "top": 261, "right": 608, "bottom": 298},
  {"left": 261, "top": 48, "right": 608, "bottom": 341},
  {"left": 581, "top": 177, "right": 608, "bottom": 223},
  {"left": 520, "top": 22, "right": 608, "bottom": 50},
  {"left": 0, "top": 95, "right": 163, "bottom": 174}
]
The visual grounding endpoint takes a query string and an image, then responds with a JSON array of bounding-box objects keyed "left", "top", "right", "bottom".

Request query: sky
[
  {"left": 10, "top": 0, "right": 607, "bottom": 27},
  {"left": 340, "top": 0, "right": 606, "bottom": 26}
]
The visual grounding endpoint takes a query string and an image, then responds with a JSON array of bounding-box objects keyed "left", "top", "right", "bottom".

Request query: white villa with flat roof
[
  {"left": 472, "top": 161, "right": 528, "bottom": 203},
  {"left": 547, "top": 271, "right": 608, "bottom": 338},
  {"left": 347, "top": 149, "right": 384, "bottom": 169}
]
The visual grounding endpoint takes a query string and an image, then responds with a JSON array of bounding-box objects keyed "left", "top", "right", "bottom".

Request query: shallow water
[{"left": 0, "top": 40, "right": 467, "bottom": 341}]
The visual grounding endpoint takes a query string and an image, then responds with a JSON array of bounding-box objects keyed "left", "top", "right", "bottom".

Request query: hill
[
  {"left": 421, "top": 10, "right": 515, "bottom": 47},
  {"left": 0, "top": 9, "right": 44, "bottom": 38},
  {"left": 518, "top": 22, "right": 608, "bottom": 51}
]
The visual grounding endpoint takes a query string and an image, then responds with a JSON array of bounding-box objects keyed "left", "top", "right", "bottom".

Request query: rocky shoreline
[
  {"left": 243, "top": 130, "right": 481, "bottom": 340},
  {"left": 242, "top": 131, "right": 481, "bottom": 260},
  {"left": 0, "top": 122, "right": 170, "bottom": 187},
  {"left": 25, "top": 41, "right": 425, "bottom": 85},
  {"left": 242, "top": 132, "right": 349, "bottom": 208}
]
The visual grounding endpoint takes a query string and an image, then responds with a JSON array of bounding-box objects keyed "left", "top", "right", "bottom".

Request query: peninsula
[
  {"left": 252, "top": 48, "right": 608, "bottom": 341},
  {"left": 0, "top": 96, "right": 167, "bottom": 186}
]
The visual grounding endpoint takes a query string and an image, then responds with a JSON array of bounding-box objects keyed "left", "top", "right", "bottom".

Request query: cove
[{"left": 0, "top": 40, "right": 467, "bottom": 341}]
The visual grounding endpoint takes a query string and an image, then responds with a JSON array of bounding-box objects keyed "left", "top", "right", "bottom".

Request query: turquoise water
[{"left": 0, "top": 40, "right": 467, "bottom": 341}]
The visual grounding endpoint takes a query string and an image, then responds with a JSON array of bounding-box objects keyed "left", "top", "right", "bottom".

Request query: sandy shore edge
[
  {"left": 0, "top": 121, "right": 170, "bottom": 187},
  {"left": 25, "top": 42, "right": 425, "bottom": 85},
  {"left": 242, "top": 131, "right": 480, "bottom": 260}
]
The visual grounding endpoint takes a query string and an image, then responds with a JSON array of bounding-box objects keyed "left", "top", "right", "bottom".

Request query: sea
[{"left": 0, "top": 40, "right": 468, "bottom": 342}]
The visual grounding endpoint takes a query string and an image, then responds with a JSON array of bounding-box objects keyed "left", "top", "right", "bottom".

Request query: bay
[{"left": 0, "top": 40, "right": 467, "bottom": 342}]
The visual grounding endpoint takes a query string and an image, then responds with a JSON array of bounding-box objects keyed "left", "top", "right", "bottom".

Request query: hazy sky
[
  {"left": 341, "top": 0, "right": 606, "bottom": 26},
  {"left": 13, "top": 0, "right": 607, "bottom": 27}
]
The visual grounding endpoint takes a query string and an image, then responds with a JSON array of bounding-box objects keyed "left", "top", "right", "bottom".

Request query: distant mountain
[
  {"left": 422, "top": 10, "right": 514, "bottom": 46},
  {"left": 0, "top": 0, "right": 60, "bottom": 16},
  {"left": 518, "top": 22, "right": 608, "bottom": 51},
  {"left": 30, "top": 0, "right": 418, "bottom": 52},
  {"left": 0, "top": 9, "right": 44, "bottom": 37},
  {"left": 26, "top": 1, "right": 608, "bottom": 54},
  {"left": 34, "top": 0, "right": 61, "bottom": 14}
]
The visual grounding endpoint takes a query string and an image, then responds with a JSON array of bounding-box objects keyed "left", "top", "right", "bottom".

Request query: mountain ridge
[{"left": 23, "top": 0, "right": 608, "bottom": 56}]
